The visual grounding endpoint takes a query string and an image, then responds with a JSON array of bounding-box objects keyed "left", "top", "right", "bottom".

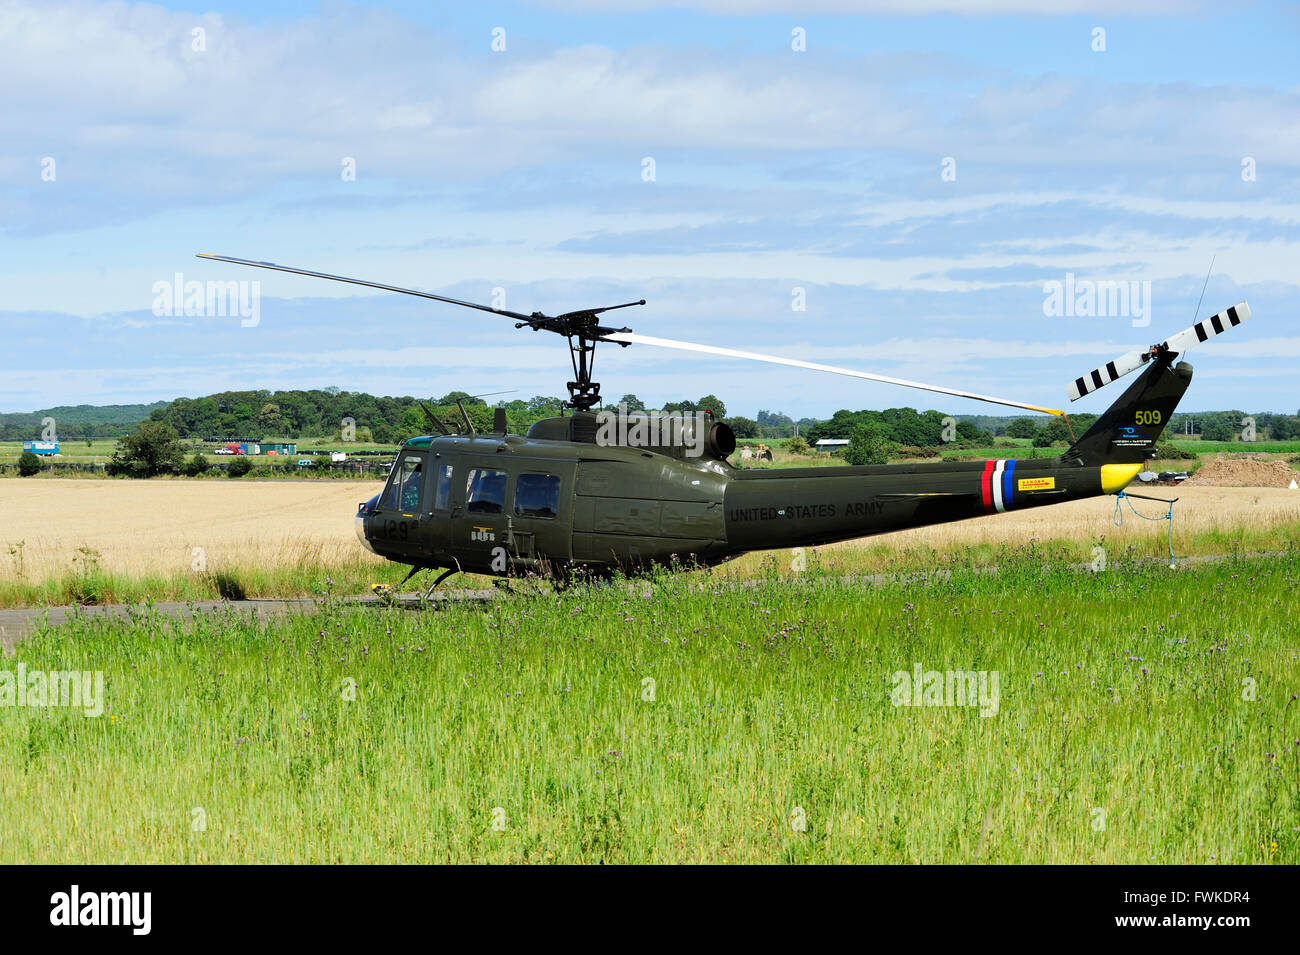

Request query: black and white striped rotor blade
[
  {"left": 1162, "top": 301, "right": 1251, "bottom": 355},
  {"left": 1066, "top": 301, "right": 1251, "bottom": 402},
  {"left": 1066, "top": 350, "right": 1147, "bottom": 402}
]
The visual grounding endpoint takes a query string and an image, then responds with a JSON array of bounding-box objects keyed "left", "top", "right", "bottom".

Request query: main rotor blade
[
  {"left": 602, "top": 332, "right": 1065, "bottom": 417},
  {"left": 195, "top": 253, "right": 535, "bottom": 322},
  {"left": 1066, "top": 301, "right": 1251, "bottom": 402}
]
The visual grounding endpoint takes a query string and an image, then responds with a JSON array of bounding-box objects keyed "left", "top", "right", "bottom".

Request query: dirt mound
[{"left": 1182, "top": 455, "right": 1300, "bottom": 488}]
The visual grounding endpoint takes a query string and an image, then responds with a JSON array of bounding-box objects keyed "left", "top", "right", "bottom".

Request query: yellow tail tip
[{"left": 1101, "top": 464, "right": 1142, "bottom": 494}]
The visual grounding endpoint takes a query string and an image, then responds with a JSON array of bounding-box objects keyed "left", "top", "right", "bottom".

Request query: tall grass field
[{"left": 3, "top": 548, "right": 1296, "bottom": 863}]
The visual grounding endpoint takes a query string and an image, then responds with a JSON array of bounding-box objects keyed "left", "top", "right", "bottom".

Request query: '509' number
[{"left": 1135, "top": 410, "right": 1162, "bottom": 425}]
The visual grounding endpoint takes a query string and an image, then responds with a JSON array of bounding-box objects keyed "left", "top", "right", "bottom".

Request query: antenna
[
  {"left": 1192, "top": 255, "right": 1215, "bottom": 324},
  {"left": 417, "top": 401, "right": 451, "bottom": 436},
  {"left": 453, "top": 398, "right": 476, "bottom": 436},
  {"left": 468, "top": 389, "right": 518, "bottom": 401}
]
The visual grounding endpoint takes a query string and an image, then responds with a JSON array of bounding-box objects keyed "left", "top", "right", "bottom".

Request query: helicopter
[{"left": 197, "top": 252, "right": 1251, "bottom": 591}]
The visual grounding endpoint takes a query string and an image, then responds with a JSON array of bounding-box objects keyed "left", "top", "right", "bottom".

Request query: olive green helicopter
[{"left": 197, "top": 252, "right": 1251, "bottom": 592}]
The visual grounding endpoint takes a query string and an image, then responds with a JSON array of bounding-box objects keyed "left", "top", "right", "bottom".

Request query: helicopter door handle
[{"left": 450, "top": 506, "right": 463, "bottom": 517}]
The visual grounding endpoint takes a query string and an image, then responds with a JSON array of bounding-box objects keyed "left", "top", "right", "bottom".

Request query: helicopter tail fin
[{"left": 1061, "top": 358, "right": 1192, "bottom": 468}]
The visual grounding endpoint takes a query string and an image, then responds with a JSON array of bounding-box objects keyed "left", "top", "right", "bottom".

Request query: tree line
[{"left": 6, "top": 387, "right": 1298, "bottom": 446}]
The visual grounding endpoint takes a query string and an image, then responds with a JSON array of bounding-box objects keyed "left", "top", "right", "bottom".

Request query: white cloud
[{"left": 2, "top": 0, "right": 1295, "bottom": 201}]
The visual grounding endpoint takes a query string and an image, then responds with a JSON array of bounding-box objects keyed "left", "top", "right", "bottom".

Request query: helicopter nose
[{"left": 355, "top": 495, "right": 379, "bottom": 554}]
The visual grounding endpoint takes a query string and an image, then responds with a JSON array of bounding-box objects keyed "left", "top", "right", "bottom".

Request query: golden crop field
[
  {"left": 1, "top": 478, "right": 1298, "bottom": 606},
  {"left": 0, "top": 478, "right": 384, "bottom": 581}
]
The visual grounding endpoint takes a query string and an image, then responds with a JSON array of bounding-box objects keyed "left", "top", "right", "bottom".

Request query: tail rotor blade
[
  {"left": 1162, "top": 301, "right": 1251, "bottom": 354},
  {"left": 1066, "top": 301, "right": 1251, "bottom": 402},
  {"left": 1067, "top": 350, "right": 1146, "bottom": 402}
]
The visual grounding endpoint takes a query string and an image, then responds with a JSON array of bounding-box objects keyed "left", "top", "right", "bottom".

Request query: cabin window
[
  {"left": 514, "top": 473, "right": 561, "bottom": 518},
  {"left": 433, "top": 464, "right": 453, "bottom": 510},
  {"left": 465, "top": 468, "right": 507, "bottom": 514},
  {"left": 382, "top": 453, "right": 424, "bottom": 512}
]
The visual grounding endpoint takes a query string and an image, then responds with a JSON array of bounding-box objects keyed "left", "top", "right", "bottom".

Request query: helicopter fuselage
[{"left": 355, "top": 419, "right": 1140, "bottom": 580}]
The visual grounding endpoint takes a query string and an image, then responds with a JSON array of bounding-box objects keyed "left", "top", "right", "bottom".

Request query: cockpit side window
[
  {"left": 465, "top": 468, "right": 507, "bottom": 514},
  {"left": 381, "top": 452, "right": 425, "bottom": 512}
]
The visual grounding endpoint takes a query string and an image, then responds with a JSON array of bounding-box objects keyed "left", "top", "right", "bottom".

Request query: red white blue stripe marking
[{"left": 984, "top": 459, "right": 1017, "bottom": 513}]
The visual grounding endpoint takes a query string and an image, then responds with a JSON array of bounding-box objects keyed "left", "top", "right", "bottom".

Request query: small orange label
[{"left": 1017, "top": 476, "right": 1055, "bottom": 491}]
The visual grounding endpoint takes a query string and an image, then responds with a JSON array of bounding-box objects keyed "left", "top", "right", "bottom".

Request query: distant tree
[
  {"left": 882, "top": 407, "right": 943, "bottom": 446},
  {"left": 18, "top": 450, "right": 42, "bottom": 477},
  {"left": 256, "top": 403, "right": 284, "bottom": 433},
  {"left": 729, "top": 416, "right": 759, "bottom": 438},
  {"left": 106, "top": 422, "right": 187, "bottom": 478},
  {"left": 526, "top": 395, "right": 564, "bottom": 416},
  {"left": 1272, "top": 416, "right": 1300, "bottom": 440},
  {"left": 1006, "top": 418, "right": 1039, "bottom": 439},
  {"left": 1201, "top": 418, "right": 1236, "bottom": 442},
  {"left": 786, "top": 436, "right": 811, "bottom": 455},
  {"left": 805, "top": 409, "right": 865, "bottom": 442},
  {"left": 843, "top": 421, "right": 891, "bottom": 466},
  {"left": 955, "top": 420, "right": 993, "bottom": 444},
  {"left": 227, "top": 456, "right": 253, "bottom": 478},
  {"left": 757, "top": 409, "right": 795, "bottom": 437},
  {"left": 1032, "top": 418, "right": 1072, "bottom": 447},
  {"left": 182, "top": 452, "right": 209, "bottom": 477},
  {"left": 615, "top": 394, "right": 646, "bottom": 412},
  {"left": 696, "top": 394, "right": 726, "bottom": 419}
]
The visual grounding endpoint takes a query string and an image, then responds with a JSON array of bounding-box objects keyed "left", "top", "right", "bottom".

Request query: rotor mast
[{"left": 512, "top": 301, "right": 643, "bottom": 412}]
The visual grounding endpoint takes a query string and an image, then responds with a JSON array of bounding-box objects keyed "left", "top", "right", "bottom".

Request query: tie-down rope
[{"left": 1113, "top": 489, "right": 1179, "bottom": 568}]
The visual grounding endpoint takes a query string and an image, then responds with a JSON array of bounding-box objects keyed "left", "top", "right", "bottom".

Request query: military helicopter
[{"left": 197, "top": 252, "right": 1250, "bottom": 591}]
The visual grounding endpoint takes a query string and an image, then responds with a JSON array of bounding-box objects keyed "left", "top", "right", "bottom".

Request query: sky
[{"left": 1, "top": 0, "right": 1297, "bottom": 420}]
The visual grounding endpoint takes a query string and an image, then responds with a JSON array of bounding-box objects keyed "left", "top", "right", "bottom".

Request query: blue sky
[{"left": 1, "top": 0, "right": 1297, "bottom": 419}]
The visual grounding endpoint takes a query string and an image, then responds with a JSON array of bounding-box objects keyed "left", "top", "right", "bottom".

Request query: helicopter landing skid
[{"left": 423, "top": 565, "right": 460, "bottom": 600}]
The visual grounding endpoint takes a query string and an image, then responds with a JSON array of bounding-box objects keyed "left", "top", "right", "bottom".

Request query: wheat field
[
  {"left": 0, "top": 478, "right": 385, "bottom": 583},
  {"left": 0, "top": 478, "right": 1297, "bottom": 604}
]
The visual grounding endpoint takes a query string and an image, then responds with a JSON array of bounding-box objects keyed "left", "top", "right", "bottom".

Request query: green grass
[
  {"left": 3, "top": 549, "right": 1297, "bottom": 863},
  {"left": 1167, "top": 439, "right": 1300, "bottom": 454}
]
